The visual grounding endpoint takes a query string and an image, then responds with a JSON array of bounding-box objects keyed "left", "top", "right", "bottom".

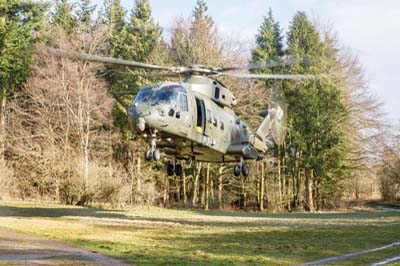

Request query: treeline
[{"left": 0, "top": 0, "right": 396, "bottom": 211}]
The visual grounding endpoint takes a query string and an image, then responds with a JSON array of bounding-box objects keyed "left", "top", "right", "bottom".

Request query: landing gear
[
  {"left": 144, "top": 134, "right": 161, "bottom": 161},
  {"left": 233, "top": 157, "right": 249, "bottom": 177},
  {"left": 241, "top": 164, "right": 249, "bottom": 177},
  {"left": 167, "top": 163, "right": 175, "bottom": 176},
  {"left": 233, "top": 165, "right": 241, "bottom": 177},
  {"left": 166, "top": 161, "right": 183, "bottom": 176},
  {"left": 153, "top": 149, "right": 161, "bottom": 161},
  {"left": 175, "top": 163, "right": 183, "bottom": 176},
  {"left": 144, "top": 150, "right": 153, "bottom": 161}
]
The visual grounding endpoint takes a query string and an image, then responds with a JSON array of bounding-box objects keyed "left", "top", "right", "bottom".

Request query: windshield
[
  {"left": 134, "top": 85, "right": 186, "bottom": 104},
  {"left": 134, "top": 86, "right": 153, "bottom": 104},
  {"left": 150, "top": 88, "right": 179, "bottom": 103}
]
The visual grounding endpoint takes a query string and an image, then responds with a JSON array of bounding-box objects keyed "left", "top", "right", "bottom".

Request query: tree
[
  {"left": 76, "top": 0, "right": 96, "bottom": 27},
  {"left": 0, "top": 0, "right": 47, "bottom": 163},
  {"left": 251, "top": 8, "right": 284, "bottom": 210},
  {"left": 252, "top": 8, "right": 283, "bottom": 65},
  {"left": 283, "top": 12, "right": 349, "bottom": 211},
  {"left": 52, "top": 0, "right": 77, "bottom": 34},
  {"left": 8, "top": 28, "right": 114, "bottom": 204}
]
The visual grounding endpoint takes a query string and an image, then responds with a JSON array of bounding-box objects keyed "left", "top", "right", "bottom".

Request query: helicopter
[{"left": 52, "top": 49, "right": 315, "bottom": 177}]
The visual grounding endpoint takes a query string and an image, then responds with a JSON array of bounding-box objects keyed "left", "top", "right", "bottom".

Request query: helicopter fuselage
[{"left": 128, "top": 78, "right": 266, "bottom": 163}]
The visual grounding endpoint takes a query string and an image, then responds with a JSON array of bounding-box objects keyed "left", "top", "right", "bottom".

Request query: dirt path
[
  {"left": 0, "top": 229, "right": 127, "bottom": 265},
  {"left": 299, "top": 241, "right": 400, "bottom": 266}
]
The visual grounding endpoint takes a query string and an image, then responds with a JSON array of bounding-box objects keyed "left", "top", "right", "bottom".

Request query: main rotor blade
[
  {"left": 219, "top": 73, "right": 318, "bottom": 80},
  {"left": 126, "top": 70, "right": 181, "bottom": 78},
  {"left": 218, "top": 57, "right": 316, "bottom": 72},
  {"left": 48, "top": 48, "right": 174, "bottom": 71}
]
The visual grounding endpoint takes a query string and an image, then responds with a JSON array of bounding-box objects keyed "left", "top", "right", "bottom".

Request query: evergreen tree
[
  {"left": 125, "top": 0, "right": 161, "bottom": 63},
  {"left": 103, "top": 0, "right": 161, "bottom": 136},
  {"left": 170, "top": 0, "right": 222, "bottom": 66},
  {"left": 251, "top": 8, "right": 284, "bottom": 90},
  {"left": 76, "top": 0, "right": 96, "bottom": 27},
  {"left": 0, "top": 0, "right": 47, "bottom": 160},
  {"left": 283, "top": 12, "right": 348, "bottom": 211},
  {"left": 52, "top": 0, "right": 77, "bottom": 34},
  {"left": 252, "top": 8, "right": 283, "bottom": 64},
  {"left": 104, "top": 0, "right": 126, "bottom": 57},
  {"left": 192, "top": 0, "right": 213, "bottom": 30}
]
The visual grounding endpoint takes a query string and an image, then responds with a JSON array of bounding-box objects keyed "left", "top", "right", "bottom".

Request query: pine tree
[
  {"left": 103, "top": 0, "right": 161, "bottom": 136},
  {"left": 52, "top": 0, "right": 77, "bottom": 34},
  {"left": 125, "top": 0, "right": 161, "bottom": 63},
  {"left": 104, "top": 0, "right": 126, "bottom": 57},
  {"left": 284, "top": 12, "right": 348, "bottom": 211},
  {"left": 76, "top": 0, "right": 96, "bottom": 27},
  {"left": 170, "top": 0, "right": 222, "bottom": 66},
  {"left": 252, "top": 8, "right": 283, "bottom": 64}
]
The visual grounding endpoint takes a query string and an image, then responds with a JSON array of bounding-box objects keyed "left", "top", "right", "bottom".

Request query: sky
[{"left": 92, "top": 0, "right": 400, "bottom": 121}]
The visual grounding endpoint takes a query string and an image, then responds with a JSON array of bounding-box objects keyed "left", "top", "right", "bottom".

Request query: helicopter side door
[{"left": 195, "top": 98, "right": 206, "bottom": 135}]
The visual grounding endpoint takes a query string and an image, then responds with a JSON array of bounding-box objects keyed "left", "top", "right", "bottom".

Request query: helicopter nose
[{"left": 128, "top": 105, "right": 146, "bottom": 132}]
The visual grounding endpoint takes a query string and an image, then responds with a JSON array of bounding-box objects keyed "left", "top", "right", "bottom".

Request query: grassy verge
[{"left": 0, "top": 201, "right": 399, "bottom": 265}]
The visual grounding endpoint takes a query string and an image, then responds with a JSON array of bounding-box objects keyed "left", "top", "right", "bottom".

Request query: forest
[{"left": 1, "top": 0, "right": 399, "bottom": 212}]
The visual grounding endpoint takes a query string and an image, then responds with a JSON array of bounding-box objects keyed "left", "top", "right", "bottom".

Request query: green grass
[{"left": 0, "top": 201, "right": 399, "bottom": 265}]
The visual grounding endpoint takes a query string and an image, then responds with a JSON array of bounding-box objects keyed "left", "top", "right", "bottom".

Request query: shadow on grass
[
  {"left": 0, "top": 205, "right": 400, "bottom": 228},
  {"left": 0, "top": 205, "right": 127, "bottom": 220},
  {"left": 192, "top": 209, "right": 400, "bottom": 220}
]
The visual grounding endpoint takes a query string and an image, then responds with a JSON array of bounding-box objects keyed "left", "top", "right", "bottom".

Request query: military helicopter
[{"left": 52, "top": 49, "right": 315, "bottom": 177}]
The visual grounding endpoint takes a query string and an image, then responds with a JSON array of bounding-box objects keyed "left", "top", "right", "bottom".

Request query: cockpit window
[
  {"left": 134, "top": 85, "right": 186, "bottom": 104},
  {"left": 150, "top": 88, "right": 179, "bottom": 103},
  {"left": 134, "top": 86, "right": 153, "bottom": 103}
]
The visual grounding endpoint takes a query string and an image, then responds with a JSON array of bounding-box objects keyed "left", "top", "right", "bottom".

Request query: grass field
[{"left": 0, "top": 202, "right": 399, "bottom": 265}]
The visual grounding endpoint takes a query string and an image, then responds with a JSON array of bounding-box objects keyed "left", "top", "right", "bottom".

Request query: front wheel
[
  {"left": 144, "top": 150, "right": 152, "bottom": 161},
  {"left": 233, "top": 165, "right": 241, "bottom": 177}
]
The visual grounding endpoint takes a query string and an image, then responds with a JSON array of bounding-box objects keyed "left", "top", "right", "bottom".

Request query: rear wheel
[
  {"left": 167, "top": 163, "right": 175, "bottom": 176},
  {"left": 233, "top": 165, "right": 241, "bottom": 177},
  {"left": 175, "top": 164, "right": 183, "bottom": 176},
  {"left": 242, "top": 164, "right": 249, "bottom": 177},
  {"left": 153, "top": 150, "right": 161, "bottom": 161}
]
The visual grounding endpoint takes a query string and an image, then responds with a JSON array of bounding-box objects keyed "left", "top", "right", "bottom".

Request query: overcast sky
[{"left": 92, "top": 0, "right": 400, "bottom": 121}]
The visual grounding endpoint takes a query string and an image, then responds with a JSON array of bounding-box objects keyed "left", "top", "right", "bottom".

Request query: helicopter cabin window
[
  {"left": 214, "top": 87, "right": 220, "bottom": 99},
  {"left": 207, "top": 109, "right": 212, "bottom": 123},
  {"left": 180, "top": 94, "right": 188, "bottom": 112},
  {"left": 220, "top": 121, "right": 224, "bottom": 130}
]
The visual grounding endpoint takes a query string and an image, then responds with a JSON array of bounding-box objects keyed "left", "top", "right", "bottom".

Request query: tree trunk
[
  {"left": 137, "top": 155, "right": 142, "bottom": 204},
  {"left": 218, "top": 164, "right": 223, "bottom": 209},
  {"left": 83, "top": 144, "right": 89, "bottom": 188},
  {"left": 210, "top": 170, "right": 214, "bottom": 208},
  {"left": 182, "top": 162, "right": 187, "bottom": 206},
  {"left": 277, "top": 146, "right": 282, "bottom": 207},
  {"left": 0, "top": 85, "right": 7, "bottom": 162},
  {"left": 192, "top": 162, "right": 201, "bottom": 207},
  {"left": 305, "top": 168, "right": 314, "bottom": 212},
  {"left": 260, "top": 160, "right": 265, "bottom": 211},
  {"left": 163, "top": 174, "right": 169, "bottom": 207},
  {"left": 205, "top": 163, "right": 210, "bottom": 210}
]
